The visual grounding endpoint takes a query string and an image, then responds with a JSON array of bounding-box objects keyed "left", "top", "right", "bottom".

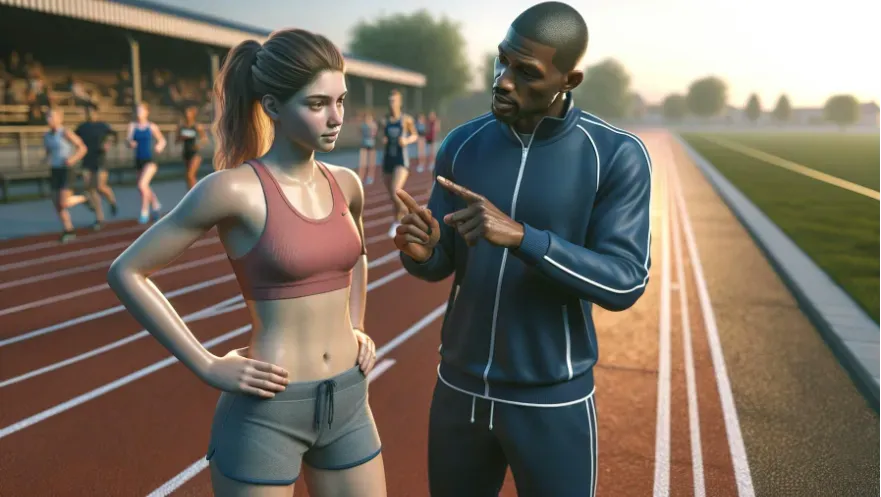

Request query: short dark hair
[{"left": 510, "top": 1, "right": 588, "bottom": 72}]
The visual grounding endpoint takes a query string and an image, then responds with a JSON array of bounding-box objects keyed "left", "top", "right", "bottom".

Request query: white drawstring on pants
[
  {"left": 468, "top": 396, "right": 495, "bottom": 430},
  {"left": 489, "top": 400, "right": 495, "bottom": 430}
]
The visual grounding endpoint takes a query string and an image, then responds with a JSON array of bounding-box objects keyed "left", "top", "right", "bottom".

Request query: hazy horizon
[{"left": 148, "top": 0, "right": 878, "bottom": 109}]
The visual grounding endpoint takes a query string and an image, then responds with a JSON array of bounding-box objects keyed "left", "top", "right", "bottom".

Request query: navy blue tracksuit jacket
[{"left": 401, "top": 94, "right": 653, "bottom": 407}]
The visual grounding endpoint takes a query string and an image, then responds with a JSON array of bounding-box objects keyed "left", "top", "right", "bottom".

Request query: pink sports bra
[{"left": 228, "top": 160, "right": 366, "bottom": 300}]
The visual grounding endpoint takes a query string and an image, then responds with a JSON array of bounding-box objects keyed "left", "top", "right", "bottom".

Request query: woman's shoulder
[{"left": 323, "top": 163, "right": 363, "bottom": 199}]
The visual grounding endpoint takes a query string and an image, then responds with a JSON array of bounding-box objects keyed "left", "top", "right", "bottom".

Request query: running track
[{"left": 1, "top": 130, "right": 877, "bottom": 497}]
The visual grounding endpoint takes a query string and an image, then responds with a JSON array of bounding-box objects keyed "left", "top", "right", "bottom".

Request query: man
[
  {"left": 393, "top": 2, "right": 653, "bottom": 496},
  {"left": 75, "top": 107, "right": 118, "bottom": 229},
  {"left": 380, "top": 88, "right": 419, "bottom": 238}
]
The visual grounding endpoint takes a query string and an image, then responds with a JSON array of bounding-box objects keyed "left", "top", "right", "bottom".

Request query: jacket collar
[{"left": 498, "top": 91, "right": 579, "bottom": 147}]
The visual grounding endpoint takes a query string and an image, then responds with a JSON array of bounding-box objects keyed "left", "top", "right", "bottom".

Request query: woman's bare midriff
[{"left": 242, "top": 286, "right": 360, "bottom": 382}]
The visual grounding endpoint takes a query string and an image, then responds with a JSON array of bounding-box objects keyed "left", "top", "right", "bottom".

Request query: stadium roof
[{"left": 0, "top": 0, "right": 427, "bottom": 87}]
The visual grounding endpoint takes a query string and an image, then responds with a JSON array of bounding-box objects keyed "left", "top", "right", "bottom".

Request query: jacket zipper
[{"left": 480, "top": 129, "right": 534, "bottom": 396}]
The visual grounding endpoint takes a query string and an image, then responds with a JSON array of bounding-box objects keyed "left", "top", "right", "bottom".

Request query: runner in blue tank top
[
  {"left": 126, "top": 102, "right": 167, "bottom": 224},
  {"left": 381, "top": 89, "right": 419, "bottom": 238}
]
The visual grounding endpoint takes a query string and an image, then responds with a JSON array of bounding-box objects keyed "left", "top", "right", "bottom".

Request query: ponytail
[{"left": 212, "top": 40, "right": 272, "bottom": 171}]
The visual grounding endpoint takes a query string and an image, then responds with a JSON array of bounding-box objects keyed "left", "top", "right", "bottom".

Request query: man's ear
[
  {"left": 261, "top": 94, "right": 280, "bottom": 120},
  {"left": 561, "top": 69, "right": 584, "bottom": 93}
]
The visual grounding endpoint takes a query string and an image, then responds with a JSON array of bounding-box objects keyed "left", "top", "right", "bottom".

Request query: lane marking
[
  {"left": 0, "top": 240, "right": 134, "bottom": 273},
  {"left": 0, "top": 188, "right": 424, "bottom": 319},
  {"left": 670, "top": 143, "right": 756, "bottom": 497},
  {"left": 145, "top": 304, "right": 446, "bottom": 497},
  {"left": 698, "top": 134, "right": 879, "bottom": 200},
  {"left": 0, "top": 239, "right": 220, "bottom": 291},
  {"left": 0, "top": 274, "right": 235, "bottom": 348},
  {"left": 0, "top": 253, "right": 402, "bottom": 379},
  {"left": 0, "top": 176, "right": 433, "bottom": 264},
  {"left": 0, "top": 260, "right": 418, "bottom": 439},
  {"left": 0, "top": 225, "right": 146, "bottom": 258},
  {"left": 0, "top": 297, "right": 247, "bottom": 388},
  {"left": 0, "top": 251, "right": 227, "bottom": 318},
  {"left": 652, "top": 148, "right": 673, "bottom": 497},
  {"left": 670, "top": 158, "right": 706, "bottom": 497}
]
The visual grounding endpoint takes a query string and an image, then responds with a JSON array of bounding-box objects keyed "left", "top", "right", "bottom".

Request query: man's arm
[
  {"left": 399, "top": 134, "right": 459, "bottom": 282},
  {"left": 511, "top": 138, "right": 652, "bottom": 311}
]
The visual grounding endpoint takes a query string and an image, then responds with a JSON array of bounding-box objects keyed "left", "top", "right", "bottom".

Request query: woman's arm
[
  {"left": 197, "top": 124, "right": 209, "bottom": 145},
  {"left": 126, "top": 122, "right": 136, "bottom": 148},
  {"left": 63, "top": 128, "right": 88, "bottom": 165},
  {"left": 107, "top": 171, "right": 238, "bottom": 382},
  {"left": 332, "top": 166, "right": 377, "bottom": 373},
  {"left": 339, "top": 167, "right": 368, "bottom": 333},
  {"left": 403, "top": 116, "right": 420, "bottom": 146},
  {"left": 150, "top": 123, "right": 167, "bottom": 153}
]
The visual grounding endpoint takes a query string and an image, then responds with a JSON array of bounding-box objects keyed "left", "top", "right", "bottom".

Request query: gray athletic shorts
[{"left": 206, "top": 364, "right": 382, "bottom": 485}]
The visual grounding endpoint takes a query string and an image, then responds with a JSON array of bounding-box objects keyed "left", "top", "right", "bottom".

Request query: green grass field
[{"left": 679, "top": 131, "right": 880, "bottom": 323}]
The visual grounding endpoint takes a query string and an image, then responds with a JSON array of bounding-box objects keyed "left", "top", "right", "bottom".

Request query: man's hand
[
  {"left": 394, "top": 188, "right": 441, "bottom": 262},
  {"left": 437, "top": 176, "right": 525, "bottom": 248}
]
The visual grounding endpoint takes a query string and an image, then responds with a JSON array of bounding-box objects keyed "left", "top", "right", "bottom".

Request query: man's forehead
[{"left": 501, "top": 27, "right": 557, "bottom": 63}]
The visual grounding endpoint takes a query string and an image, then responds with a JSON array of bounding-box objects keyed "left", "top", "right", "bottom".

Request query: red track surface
[{"left": 0, "top": 134, "right": 763, "bottom": 497}]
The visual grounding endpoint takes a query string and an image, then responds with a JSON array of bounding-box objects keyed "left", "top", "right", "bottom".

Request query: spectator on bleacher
[
  {"left": 43, "top": 108, "right": 89, "bottom": 243},
  {"left": 68, "top": 75, "right": 98, "bottom": 111},
  {"left": 115, "top": 68, "right": 134, "bottom": 107},
  {"left": 7, "top": 51, "right": 28, "bottom": 79},
  {"left": 76, "top": 107, "right": 118, "bottom": 227},
  {"left": 0, "top": 62, "right": 8, "bottom": 106},
  {"left": 126, "top": 102, "right": 166, "bottom": 224},
  {"left": 176, "top": 105, "right": 208, "bottom": 190},
  {"left": 26, "top": 64, "right": 52, "bottom": 124}
]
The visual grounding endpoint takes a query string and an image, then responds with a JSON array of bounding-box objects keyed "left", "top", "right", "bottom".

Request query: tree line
[{"left": 347, "top": 11, "right": 868, "bottom": 128}]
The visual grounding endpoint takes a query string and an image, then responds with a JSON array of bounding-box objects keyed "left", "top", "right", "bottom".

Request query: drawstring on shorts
[{"left": 314, "top": 379, "right": 337, "bottom": 430}]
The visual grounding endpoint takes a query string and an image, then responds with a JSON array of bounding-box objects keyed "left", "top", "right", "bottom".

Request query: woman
[
  {"left": 358, "top": 112, "right": 377, "bottom": 185},
  {"left": 380, "top": 89, "right": 419, "bottom": 238},
  {"left": 414, "top": 113, "right": 426, "bottom": 173},
  {"left": 43, "top": 107, "right": 88, "bottom": 243},
  {"left": 107, "top": 29, "right": 386, "bottom": 497},
  {"left": 176, "top": 105, "right": 208, "bottom": 190},
  {"left": 126, "top": 102, "right": 167, "bottom": 224},
  {"left": 424, "top": 111, "right": 440, "bottom": 171}
]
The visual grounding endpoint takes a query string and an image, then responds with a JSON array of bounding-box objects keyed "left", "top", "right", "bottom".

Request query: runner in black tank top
[
  {"left": 75, "top": 107, "right": 118, "bottom": 227},
  {"left": 381, "top": 88, "right": 419, "bottom": 238},
  {"left": 176, "top": 105, "right": 207, "bottom": 190}
]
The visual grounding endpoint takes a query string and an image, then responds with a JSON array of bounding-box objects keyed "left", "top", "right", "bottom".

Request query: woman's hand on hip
[
  {"left": 202, "top": 347, "right": 290, "bottom": 398},
  {"left": 354, "top": 329, "right": 377, "bottom": 375}
]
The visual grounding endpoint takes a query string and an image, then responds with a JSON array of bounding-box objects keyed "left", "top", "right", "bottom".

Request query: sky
[{"left": 148, "top": 0, "right": 878, "bottom": 109}]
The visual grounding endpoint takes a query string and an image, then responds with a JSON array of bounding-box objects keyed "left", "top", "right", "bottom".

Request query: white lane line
[
  {"left": 0, "top": 257, "right": 416, "bottom": 439},
  {"left": 0, "top": 297, "right": 247, "bottom": 388},
  {"left": 699, "top": 134, "right": 880, "bottom": 201},
  {"left": 670, "top": 145, "right": 755, "bottom": 497},
  {"left": 0, "top": 238, "right": 220, "bottom": 291},
  {"left": 0, "top": 273, "right": 235, "bottom": 348},
  {"left": 653, "top": 152, "right": 673, "bottom": 497},
  {"left": 0, "top": 225, "right": 146, "bottom": 258},
  {"left": 0, "top": 251, "right": 403, "bottom": 381},
  {"left": 0, "top": 240, "right": 135, "bottom": 273},
  {"left": 671, "top": 168, "right": 706, "bottom": 497},
  {"left": 0, "top": 176, "right": 433, "bottom": 264},
  {"left": 0, "top": 250, "right": 227, "bottom": 318},
  {"left": 145, "top": 303, "right": 445, "bottom": 497},
  {"left": 1, "top": 238, "right": 404, "bottom": 348}
]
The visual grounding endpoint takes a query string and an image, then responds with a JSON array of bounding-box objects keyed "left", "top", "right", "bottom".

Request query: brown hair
[{"left": 212, "top": 28, "right": 346, "bottom": 170}]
